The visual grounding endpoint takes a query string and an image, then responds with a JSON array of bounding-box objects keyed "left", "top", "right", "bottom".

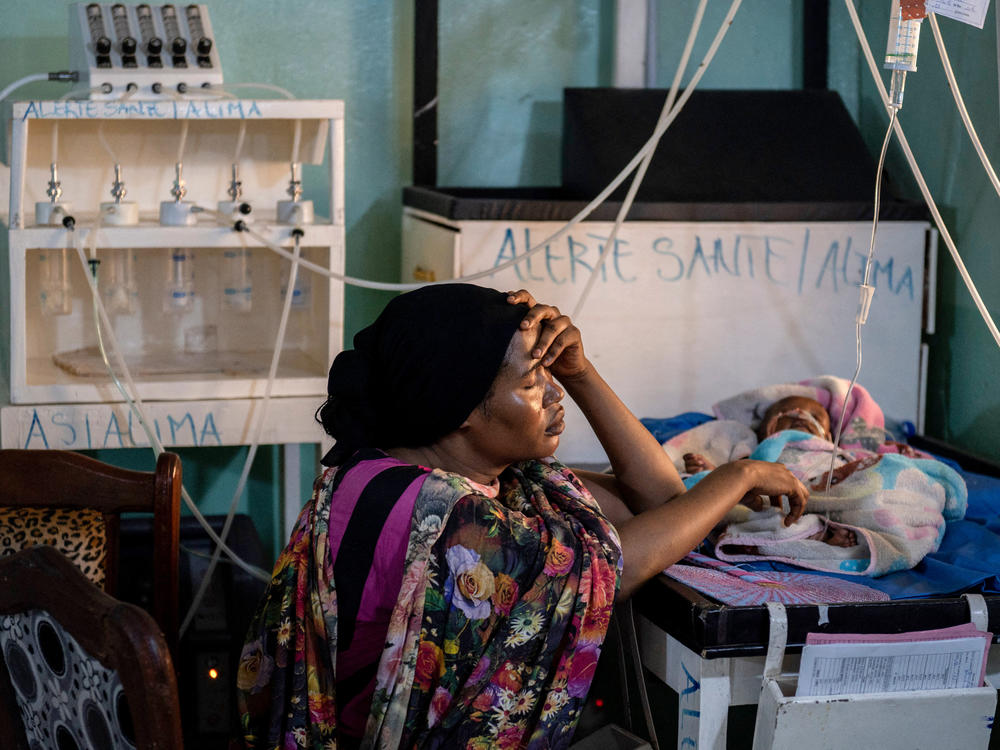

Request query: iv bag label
[{"left": 925, "top": 0, "right": 989, "bottom": 28}]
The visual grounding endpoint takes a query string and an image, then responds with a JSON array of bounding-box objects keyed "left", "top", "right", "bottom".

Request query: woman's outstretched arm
[{"left": 507, "top": 290, "right": 808, "bottom": 599}]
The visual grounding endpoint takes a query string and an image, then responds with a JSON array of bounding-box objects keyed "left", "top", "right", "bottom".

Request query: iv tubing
[
  {"left": 177, "top": 120, "right": 189, "bottom": 164},
  {"left": 571, "top": 0, "right": 715, "bottom": 318},
  {"left": 234, "top": 120, "right": 247, "bottom": 163},
  {"left": 843, "top": 0, "right": 1000, "bottom": 350},
  {"left": 291, "top": 120, "right": 302, "bottom": 165},
  {"left": 179, "top": 235, "right": 304, "bottom": 637},
  {"left": 826, "top": 107, "right": 897, "bottom": 491},
  {"left": 207, "top": 0, "right": 738, "bottom": 295},
  {"left": 0, "top": 73, "right": 51, "bottom": 104},
  {"left": 928, "top": 14, "right": 1000, "bottom": 203},
  {"left": 72, "top": 221, "right": 269, "bottom": 584}
]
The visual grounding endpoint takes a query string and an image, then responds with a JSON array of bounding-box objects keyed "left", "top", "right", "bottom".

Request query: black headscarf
[{"left": 318, "top": 284, "right": 530, "bottom": 466}]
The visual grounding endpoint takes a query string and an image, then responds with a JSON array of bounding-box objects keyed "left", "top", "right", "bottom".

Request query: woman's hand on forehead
[{"left": 506, "top": 290, "right": 589, "bottom": 381}]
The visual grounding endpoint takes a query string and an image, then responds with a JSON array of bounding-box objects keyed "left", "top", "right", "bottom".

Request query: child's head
[{"left": 758, "top": 396, "right": 831, "bottom": 441}]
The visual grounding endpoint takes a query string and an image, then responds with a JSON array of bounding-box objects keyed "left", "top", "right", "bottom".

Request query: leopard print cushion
[{"left": 0, "top": 507, "right": 107, "bottom": 587}]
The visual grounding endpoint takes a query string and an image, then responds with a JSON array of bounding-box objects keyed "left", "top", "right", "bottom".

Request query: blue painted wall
[{"left": 2, "top": 1, "right": 998, "bottom": 563}]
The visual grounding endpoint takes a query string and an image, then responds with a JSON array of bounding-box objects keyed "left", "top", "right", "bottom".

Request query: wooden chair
[
  {"left": 0, "top": 449, "right": 181, "bottom": 650},
  {"left": 0, "top": 545, "right": 183, "bottom": 749}
]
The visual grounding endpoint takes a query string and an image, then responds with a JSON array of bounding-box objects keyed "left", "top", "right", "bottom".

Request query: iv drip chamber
[{"left": 884, "top": 0, "right": 922, "bottom": 72}]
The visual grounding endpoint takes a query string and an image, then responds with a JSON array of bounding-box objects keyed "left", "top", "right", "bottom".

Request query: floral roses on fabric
[{"left": 444, "top": 545, "right": 496, "bottom": 619}]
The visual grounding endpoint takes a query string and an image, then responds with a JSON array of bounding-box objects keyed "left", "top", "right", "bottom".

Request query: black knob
[
  {"left": 196, "top": 37, "right": 212, "bottom": 55},
  {"left": 120, "top": 36, "right": 137, "bottom": 55},
  {"left": 176, "top": 82, "right": 187, "bottom": 93},
  {"left": 147, "top": 37, "right": 162, "bottom": 55},
  {"left": 234, "top": 220, "right": 248, "bottom": 232},
  {"left": 152, "top": 82, "right": 162, "bottom": 93},
  {"left": 96, "top": 36, "right": 112, "bottom": 55},
  {"left": 238, "top": 203, "right": 252, "bottom": 215},
  {"left": 171, "top": 36, "right": 187, "bottom": 55}
]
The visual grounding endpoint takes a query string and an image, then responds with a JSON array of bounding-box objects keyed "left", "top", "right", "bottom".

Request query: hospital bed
[{"left": 633, "top": 434, "right": 1000, "bottom": 749}]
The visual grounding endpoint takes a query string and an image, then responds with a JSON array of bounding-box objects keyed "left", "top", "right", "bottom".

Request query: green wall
[{"left": 2, "top": 1, "right": 998, "bottom": 563}]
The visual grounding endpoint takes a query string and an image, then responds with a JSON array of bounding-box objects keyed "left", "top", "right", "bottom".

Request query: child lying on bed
[
  {"left": 684, "top": 396, "right": 856, "bottom": 551},
  {"left": 665, "top": 378, "right": 967, "bottom": 576}
]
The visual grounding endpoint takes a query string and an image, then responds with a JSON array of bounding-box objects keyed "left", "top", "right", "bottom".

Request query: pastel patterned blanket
[
  {"left": 716, "top": 430, "right": 967, "bottom": 576},
  {"left": 236, "top": 457, "right": 622, "bottom": 749},
  {"left": 664, "top": 377, "right": 967, "bottom": 577}
]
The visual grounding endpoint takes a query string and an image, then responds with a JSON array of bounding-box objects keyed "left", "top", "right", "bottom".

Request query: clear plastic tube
[
  {"left": 180, "top": 234, "right": 304, "bottom": 636},
  {"left": 825, "top": 108, "right": 897, "bottom": 491},
  {"left": 572, "top": 0, "right": 716, "bottom": 318},
  {"left": 928, "top": 14, "right": 1000, "bottom": 204},
  {"left": 72, "top": 224, "right": 270, "bottom": 586},
  {"left": 280, "top": 259, "right": 310, "bottom": 310},
  {"left": 843, "top": 0, "right": 1000, "bottom": 351},
  {"left": 197, "top": 0, "right": 738, "bottom": 297},
  {"left": 0, "top": 72, "right": 50, "bottom": 104}
]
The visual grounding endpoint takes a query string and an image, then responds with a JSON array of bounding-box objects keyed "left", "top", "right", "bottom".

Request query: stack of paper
[{"left": 795, "top": 623, "right": 992, "bottom": 697}]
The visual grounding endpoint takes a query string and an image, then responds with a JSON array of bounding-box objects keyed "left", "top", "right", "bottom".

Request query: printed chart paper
[{"left": 796, "top": 636, "right": 990, "bottom": 696}]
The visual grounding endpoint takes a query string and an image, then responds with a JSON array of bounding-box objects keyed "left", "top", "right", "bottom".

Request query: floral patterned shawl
[{"left": 237, "top": 456, "right": 622, "bottom": 749}]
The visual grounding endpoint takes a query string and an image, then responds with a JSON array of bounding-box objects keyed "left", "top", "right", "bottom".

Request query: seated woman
[{"left": 236, "top": 283, "right": 808, "bottom": 749}]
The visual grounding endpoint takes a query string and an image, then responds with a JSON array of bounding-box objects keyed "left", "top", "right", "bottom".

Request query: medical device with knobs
[{"left": 68, "top": 3, "right": 223, "bottom": 99}]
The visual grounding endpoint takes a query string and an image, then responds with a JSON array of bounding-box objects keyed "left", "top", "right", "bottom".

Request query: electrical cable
[
  {"left": 571, "top": 0, "right": 714, "bottom": 318},
  {"left": 622, "top": 599, "right": 660, "bottom": 750},
  {"left": 825, "top": 107, "right": 897, "bottom": 491},
  {"left": 843, "top": 0, "right": 1000, "bottom": 351},
  {"left": 179, "top": 232, "right": 304, "bottom": 637},
  {"left": 928, "top": 14, "right": 1000, "bottom": 203}
]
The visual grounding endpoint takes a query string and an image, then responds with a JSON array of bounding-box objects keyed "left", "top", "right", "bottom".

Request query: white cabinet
[{"left": 2, "top": 99, "right": 344, "bottom": 449}]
